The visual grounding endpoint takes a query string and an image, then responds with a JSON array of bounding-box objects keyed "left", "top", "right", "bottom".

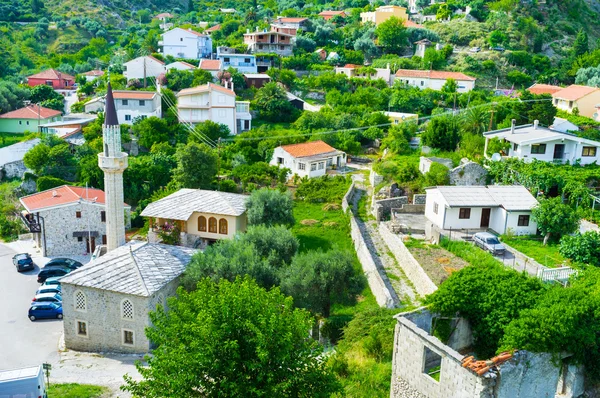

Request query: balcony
[{"left": 20, "top": 213, "right": 42, "bottom": 233}]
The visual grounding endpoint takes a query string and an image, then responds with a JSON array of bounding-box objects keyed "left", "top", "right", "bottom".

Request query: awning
[{"left": 73, "top": 231, "right": 100, "bottom": 238}]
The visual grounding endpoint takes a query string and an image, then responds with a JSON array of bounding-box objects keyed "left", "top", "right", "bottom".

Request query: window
[
  {"left": 125, "top": 115, "right": 131, "bottom": 121},
  {"left": 77, "top": 236, "right": 83, "bottom": 242},
  {"left": 180, "top": 37, "right": 183, "bottom": 41},
  {"left": 101, "top": 211, "right": 106, "bottom": 222},
  {"left": 530, "top": 144, "right": 546, "bottom": 154},
  {"left": 259, "top": 45, "right": 263, "bottom": 49},
  {"left": 26, "top": 121, "right": 29, "bottom": 125},
  {"left": 208, "top": 217, "right": 217, "bottom": 233},
  {"left": 74, "top": 291, "right": 87, "bottom": 312},
  {"left": 219, "top": 218, "right": 228, "bottom": 235},
  {"left": 139, "top": 100, "right": 146, "bottom": 106},
  {"left": 318, "top": 162, "right": 325, "bottom": 170},
  {"left": 582, "top": 146, "right": 597, "bottom": 157},
  {"left": 277, "top": 157, "right": 284, "bottom": 164},
  {"left": 77, "top": 321, "right": 88, "bottom": 337},
  {"left": 123, "top": 65, "right": 127, "bottom": 71},
  {"left": 258, "top": 35, "right": 263, "bottom": 39},
  {"left": 422, "top": 346, "right": 442, "bottom": 382},
  {"left": 224, "top": 57, "right": 230, "bottom": 63},
  {"left": 280, "top": 45, "right": 285, "bottom": 50},
  {"left": 433, "top": 202, "right": 439, "bottom": 214},
  {"left": 310, "top": 163, "right": 317, "bottom": 171},
  {"left": 298, "top": 163, "right": 306, "bottom": 171},
  {"left": 513, "top": 143, "right": 519, "bottom": 151},
  {"left": 245, "top": 58, "right": 251, "bottom": 63},
  {"left": 122, "top": 99, "right": 128, "bottom": 106},
  {"left": 569, "top": 101, "right": 573, "bottom": 108},
  {"left": 458, "top": 208, "right": 471, "bottom": 219},
  {"left": 122, "top": 299, "right": 134, "bottom": 320},
  {"left": 19, "top": 121, "right": 22, "bottom": 125},
  {"left": 421, "top": 80, "right": 424, "bottom": 86},
  {"left": 123, "top": 329, "right": 134, "bottom": 345},
  {"left": 102, "top": 235, "right": 107, "bottom": 244},
  {"left": 76, "top": 211, "right": 82, "bottom": 218},
  {"left": 198, "top": 216, "right": 207, "bottom": 232},
  {"left": 518, "top": 215, "right": 530, "bottom": 226},
  {"left": 326, "top": 158, "right": 333, "bottom": 166}
]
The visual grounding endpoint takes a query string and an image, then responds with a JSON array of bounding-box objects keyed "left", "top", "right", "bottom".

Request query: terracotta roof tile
[
  {"left": 319, "top": 10, "right": 345, "bottom": 16},
  {"left": 206, "top": 24, "right": 221, "bottom": 32},
  {"left": 527, "top": 83, "right": 563, "bottom": 95},
  {"left": 20, "top": 185, "right": 115, "bottom": 212},
  {"left": 552, "top": 84, "right": 600, "bottom": 101},
  {"left": 28, "top": 69, "right": 75, "bottom": 81},
  {"left": 177, "top": 82, "right": 235, "bottom": 97},
  {"left": 281, "top": 140, "right": 339, "bottom": 158},
  {"left": 155, "top": 13, "right": 173, "bottom": 19},
  {"left": 0, "top": 105, "right": 62, "bottom": 119},
  {"left": 405, "top": 20, "right": 423, "bottom": 28},
  {"left": 199, "top": 59, "right": 222, "bottom": 70},
  {"left": 462, "top": 352, "right": 513, "bottom": 376},
  {"left": 275, "top": 17, "right": 308, "bottom": 23},
  {"left": 112, "top": 90, "right": 158, "bottom": 100},
  {"left": 395, "top": 69, "right": 476, "bottom": 81}
]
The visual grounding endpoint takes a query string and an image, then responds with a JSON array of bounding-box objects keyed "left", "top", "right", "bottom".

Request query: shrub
[{"left": 294, "top": 175, "right": 351, "bottom": 203}]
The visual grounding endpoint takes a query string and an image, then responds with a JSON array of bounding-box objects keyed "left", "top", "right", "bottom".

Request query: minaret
[{"left": 98, "top": 82, "right": 128, "bottom": 251}]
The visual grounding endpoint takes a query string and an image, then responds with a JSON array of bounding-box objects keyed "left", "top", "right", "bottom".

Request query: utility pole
[
  {"left": 217, "top": 137, "right": 221, "bottom": 191},
  {"left": 143, "top": 57, "right": 147, "bottom": 88},
  {"left": 488, "top": 104, "right": 496, "bottom": 132}
]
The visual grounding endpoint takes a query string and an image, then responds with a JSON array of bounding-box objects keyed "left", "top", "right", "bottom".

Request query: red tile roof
[
  {"left": 155, "top": 12, "right": 173, "bottom": 19},
  {"left": 206, "top": 24, "right": 221, "bottom": 32},
  {"left": 178, "top": 27, "right": 207, "bottom": 37},
  {"left": 112, "top": 90, "right": 158, "bottom": 100},
  {"left": 341, "top": 64, "right": 362, "bottom": 69},
  {"left": 82, "top": 70, "right": 105, "bottom": 77},
  {"left": 28, "top": 69, "right": 75, "bottom": 81},
  {"left": 177, "top": 82, "right": 235, "bottom": 97},
  {"left": 527, "top": 83, "right": 563, "bottom": 95},
  {"left": 395, "top": 69, "right": 476, "bottom": 81},
  {"left": 281, "top": 140, "right": 339, "bottom": 158},
  {"left": 199, "top": 59, "right": 222, "bottom": 70},
  {"left": 0, "top": 105, "right": 62, "bottom": 120},
  {"left": 462, "top": 352, "right": 513, "bottom": 376},
  {"left": 276, "top": 17, "right": 308, "bottom": 23},
  {"left": 405, "top": 20, "right": 423, "bottom": 28},
  {"left": 552, "top": 84, "right": 600, "bottom": 101},
  {"left": 319, "top": 10, "right": 346, "bottom": 16},
  {"left": 20, "top": 185, "right": 123, "bottom": 212}
]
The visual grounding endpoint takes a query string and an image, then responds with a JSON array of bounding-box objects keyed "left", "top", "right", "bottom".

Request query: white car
[
  {"left": 473, "top": 232, "right": 506, "bottom": 256},
  {"left": 469, "top": 47, "right": 481, "bottom": 53}
]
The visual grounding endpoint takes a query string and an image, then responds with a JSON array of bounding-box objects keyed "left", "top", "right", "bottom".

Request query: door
[
  {"left": 554, "top": 144, "right": 565, "bottom": 160},
  {"left": 87, "top": 237, "right": 96, "bottom": 254},
  {"left": 480, "top": 208, "right": 491, "bottom": 228}
]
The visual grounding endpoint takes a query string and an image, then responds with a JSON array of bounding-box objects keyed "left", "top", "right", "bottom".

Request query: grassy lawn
[
  {"left": 291, "top": 201, "right": 353, "bottom": 253},
  {"left": 500, "top": 236, "right": 567, "bottom": 268},
  {"left": 0, "top": 132, "right": 30, "bottom": 148},
  {"left": 48, "top": 383, "right": 108, "bottom": 398}
]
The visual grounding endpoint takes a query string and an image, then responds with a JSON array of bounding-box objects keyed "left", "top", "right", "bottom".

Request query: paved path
[{"left": 580, "top": 219, "right": 600, "bottom": 234}]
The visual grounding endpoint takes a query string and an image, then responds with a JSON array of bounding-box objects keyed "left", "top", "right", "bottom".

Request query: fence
[{"left": 537, "top": 266, "right": 578, "bottom": 285}]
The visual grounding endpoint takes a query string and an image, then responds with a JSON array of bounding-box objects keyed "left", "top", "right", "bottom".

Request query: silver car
[{"left": 473, "top": 232, "right": 506, "bottom": 256}]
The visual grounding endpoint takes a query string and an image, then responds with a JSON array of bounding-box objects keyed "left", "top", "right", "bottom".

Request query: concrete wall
[
  {"left": 419, "top": 157, "right": 453, "bottom": 174},
  {"left": 372, "top": 196, "right": 408, "bottom": 221},
  {"left": 449, "top": 162, "right": 488, "bottom": 186},
  {"left": 378, "top": 224, "right": 438, "bottom": 296},
  {"left": 370, "top": 169, "right": 384, "bottom": 187}
]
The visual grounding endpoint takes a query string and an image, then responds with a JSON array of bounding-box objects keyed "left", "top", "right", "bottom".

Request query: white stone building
[
  {"left": 19, "top": 185, "right": 131, "bottom": 256},
  {"left": 112, "top": 91, "right": 162, "bottom": 125},
  {"left": 270, "top": 140, "right": 347, "bottom": 179},
  {"left": 123, "top": 56, "right": 166, "bottom": 81},
  {"left": 177, "top": 83, "right": 243, "bottom": 134},
  {"left": 165, "top": 61, "right": 197, "bottom": 71},
  {"left": 141, "top": 189, "right": 249, "bottom": 248},
  {"left": 484, "top": 120, "right": 600, "bottom": 165},
  {"left": 394, "top": 69, "right": 476, "bottom": 93},
  {"left": 0, "top": 138, "right": 40, "bottom": 180},
  {"left": 424, "top": 185, "right": 538, "bottom": 235},
  {"left": 60, "top": 241, "right": 196, "bottom": 354},
  {"left": 160, "top": 27, "right": 213, "bottom": 60}
]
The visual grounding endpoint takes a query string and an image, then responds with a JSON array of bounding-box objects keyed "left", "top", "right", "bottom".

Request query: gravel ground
[
  {"left": 407, "top": 245, "right": 469, "bottom": 286},
  {"left": 391, "top": 377, "right": 428, "bottom": 398}
]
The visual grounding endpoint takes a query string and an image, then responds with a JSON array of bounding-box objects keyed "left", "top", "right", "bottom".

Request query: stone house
[
  {"left": 270, "top": 140, "right": 347, "bottom": 179},
  {"left": 60, "top": 241, "right": 197, "bottom": 354},
  {"left": 0, "top": 105, "right": 62, "bottom": 134},
  {"left": 19, "top": 185, "right": 131, "bottom": 257},
  {"left": 391, "top": 308, "right": 584, "bottom": 398},
  {"left": 141, "top": 189, "right": 249, "bottom": 248},
  {"left": 0, "top": 138, "right": 40, "bottom": 180}
]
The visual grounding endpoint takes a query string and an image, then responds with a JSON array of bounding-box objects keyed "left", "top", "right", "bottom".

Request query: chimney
[
  {"left": 256, "top": 26, "right": 259, "bottom": 32},
  {"left": 52, "top": 190, "right": 58, "bottom": 197},
  {"left": 247, "top": 28, "right": 250, "bottom": 33},
  {"left": 510, "top": 119, "right": 516, "bottom": 134},
  {"left": 231, "top": 81, "right": 234, "bottom": 92},
  {"left": 534, "top": 120, "right": 539, "bottom": 129}
]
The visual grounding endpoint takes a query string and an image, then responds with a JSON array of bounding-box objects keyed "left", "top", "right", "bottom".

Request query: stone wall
[
  {"left": 449, "top": 162, "right": 488, "bottom": 186},
  {"left": 419, "top": 156, "right": 453, "bottom": 174},
  {"left": 393, "top": 204, "right": 425, "bottom": 214},
  {"left": 378, "top": 223, "right": 438, "bottom": 296},
  {"left": 370, "top": 169, "right": 384, "bottom": 187},
  {"left": 414, "top": 194, "right": 426, "bottom": 205},
  {"left": 0, "top": 160, "right": 28, "bottom": 180},
  {"left": 341, "top": 182, "right": 355, "bottom": 213},
  {"left": 372, "top": 196, "right": 408, "bottom": 221}
]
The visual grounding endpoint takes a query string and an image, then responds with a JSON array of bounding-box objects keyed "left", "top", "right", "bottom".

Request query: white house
[
  {"left": 176, "top": 83, "right": 238, "bottom": 134},
  {"left": 270, "top": 140, "right": 347, "bottom": 179},
  {"left": 0, "top": 138, "right": 40, "bottom": 180},
  {"left": 81, "top": 70, "right": 105, "bottom": 82},
  {"left": 198, "top": 59, "right": 222, "bottom": 77},
  {"left": 165, "top": 61, "right": 197, "bottom": 71},
  {"left": 335, "top": 64, "right": 392, "bottom": 85},
  {"left": 217, "top": 47, "right": 257, "bottom": 74},
  {"left": 394, "top": 69, "right": 476, "bottom": 93},
  {"left": 425, "top": 185, "right": 538, "bottom": 235},
  {"left": 19, "top": 185, "right": 131, "bottom": 257},
  {"left": 160, "top": 27, "right": 213, "bottom": 60},
  {"left": 123, "top": 56, "right": 166, "bottom": 81},
  {"left": 112, "top": 91, "right": 162, "bottom": 125},
  {"left": 484, "top": 120, "right": 600, "bottom": 165},
  {"left": 550, "top": 117, "right": 579, "bottom": 133}
]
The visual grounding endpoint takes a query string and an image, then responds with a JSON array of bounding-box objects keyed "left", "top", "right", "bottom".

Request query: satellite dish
[{"left": 491, "top": 153, "right": 502, "bottom": 162}]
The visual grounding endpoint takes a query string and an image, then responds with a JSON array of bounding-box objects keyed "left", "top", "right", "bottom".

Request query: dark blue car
[{"left": 28, "top": 302, "right": 63, "bottom": 321}]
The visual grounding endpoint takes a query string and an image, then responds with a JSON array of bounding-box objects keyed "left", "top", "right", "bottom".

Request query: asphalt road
[{"left": 0, "top": 243, "right": 62, "bottom": 370}]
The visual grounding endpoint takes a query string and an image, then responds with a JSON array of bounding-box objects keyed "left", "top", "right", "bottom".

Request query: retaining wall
[
  {"left": 379, "top": 223, "right": 438, "bottom": 296},
  {"left": 341, "top": 182, "right": 355, "bottom": 213}
]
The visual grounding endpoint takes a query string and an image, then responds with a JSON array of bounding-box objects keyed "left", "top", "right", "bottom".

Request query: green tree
[
  {"left": 280, "top": 250, "right": 365, "bottom": 318},
  {"left": 488, "top": 30, "right": 507, "bottom": 48},
  {"left": 123, "top": 277, "right": 341, "bottom": 397},
  {"left": 36, "top": 176, "right": 69, "bottom": 191},
  {"left": 242, "top": 225, "right": 299, "bottom": 267},
  {"left": 441, "top": 78, "right": 458, "bottom": 94},
  {"left": 421, "top": 114, "right": 460, "bottom": 151},
  {"left": 246, "top": 188, "right": 294, "bottom": 227},
  {"left": 532, "top": 197, "right": 580, "bottom": 245},
  {"left": 30, "top": 84, "right": 63, "bottom": 104},
  {"left": 528, "top": 95, "right": 556, "bottom": 126},
  {"left": 254, "top": 82, "right": 298, "bottom": 122},
  {"left": 190, "top": 120, "right": 230, "bottom": 143},
  {"left": 375, "top": 16, "right": 408, "bottom": 54},
  {"left": 506, "top": 70, "right": 532, "bottom": 88},
  {"left": 381, "top": 121, "right": 417, "bottom": 154},
  {"left": 132, "top": 116, "right": 170, "bottom": 148},
  {"left": 172, "top": 142, "right": 217, "bottom": 189},
  {"left": 423, "top": 162, "right": 449, "bottom": 186},
  {"left": 573, "top": 29, "right": 589, "bottom": 57},
  {"left": 559, "top": 231, "right": 600, "bottom": 267}
]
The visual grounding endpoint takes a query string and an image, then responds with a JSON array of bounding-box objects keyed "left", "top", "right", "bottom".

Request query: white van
[{"left": 0, "top": 365, "right": 47, "bottom": 398}]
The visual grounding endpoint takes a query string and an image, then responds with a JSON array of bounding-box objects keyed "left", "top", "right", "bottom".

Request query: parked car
[
  {"left": 37, "top": 267, "right": 71, "bottom": 283},
  {"left": 490, "top": 46, "right": 505, "bottom": 52},
  {"left": 473, "top": 232, "right": 506, "bottom": 256},
  {"left": 32, "top": 292, "right": 62, "bottom": 305},
  {"left": 44, "top": 258, "right": 83, "bottom": 270},
  {"left": 42, "top": 276, "right": 63, "bottom": 288},
  {"left": 28, "top": 302, "right": 63, "bottom": 321},
  {"left": 469, "top": 46, "right": 481, "bottom": 53},
  {"left": 36, "top": 285, "right": 62, "bottom": 296},
  {"left": 12, "top": 253, "right": 35, "bottom": 272}
]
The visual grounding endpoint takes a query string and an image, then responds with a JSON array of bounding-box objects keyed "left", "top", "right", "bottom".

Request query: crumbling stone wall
[{"left": 449, "top": 161, "right": 488, "bottom": 186}]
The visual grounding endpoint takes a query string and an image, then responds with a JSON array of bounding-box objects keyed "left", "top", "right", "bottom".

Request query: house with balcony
[
  {"left": 272, "top": 17, "right": 309, "bottom": 30},
  {"left": 123, "top": 56, "right": 166, "bottom": 81},
  {"left": 361, "top": 5, "right": 408, "bottom": 26},
  {"left": 19, "top": 185, "right": 131, "bottom": 257},
  {"left": 216, "top": 47, "right": 257, "bottom": 73},
  {"left": 177, "top": 83, "right": 237, "bottom": 134},
  {"left": 160, "top": 27, "right": 213, "bottom": 60},
  {"left": 141, "top": 189, "right": 249, "bottom": 248},
  {"left": 244, "top": 29, "right": 294, "bottom": 56},
  {"left": 551, "top": 84, "right": 600, "bottom": 118},
  {"left": 483, "top": 119, "right": 600, "bottom": 165},
  {"left": 27, "top": 69, "right": 75, "bottom": 89},
  {"left": 395, "top": 69, "right": 476, "bottom": 93},
  {"left": 270, "top": 140, "right": 347, "bottom": 179},
  {"left": 236, "top": 101, "right": 252, "bottom": 133}
]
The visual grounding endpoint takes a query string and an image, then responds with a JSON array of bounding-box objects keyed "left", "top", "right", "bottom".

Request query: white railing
[{"left": 537, "top": 266, "right": 577, "bottom": 284}]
